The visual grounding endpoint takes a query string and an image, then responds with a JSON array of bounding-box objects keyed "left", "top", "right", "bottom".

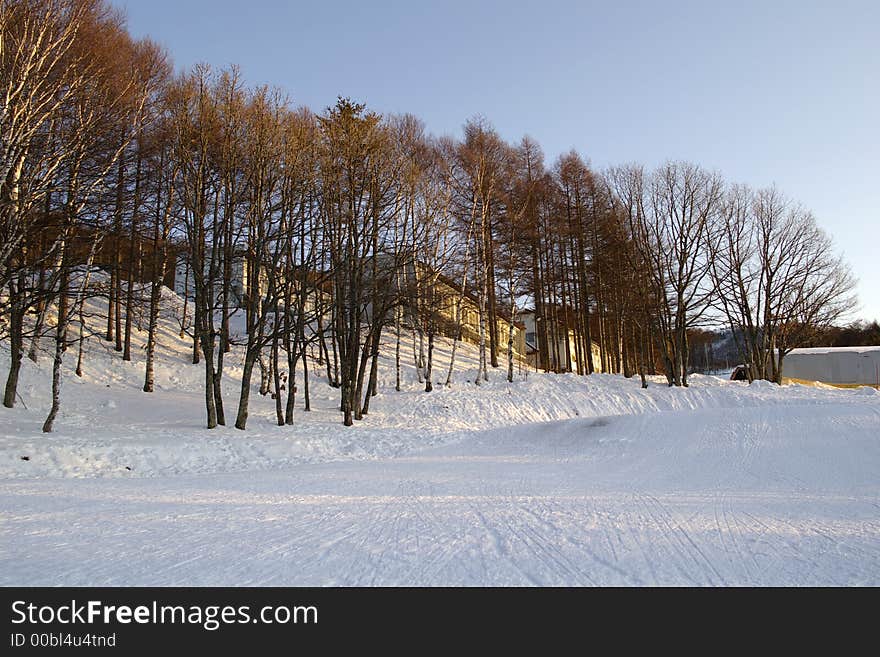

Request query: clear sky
[{"left": 114, "top": 0, "right": 879, "bottom": 323}]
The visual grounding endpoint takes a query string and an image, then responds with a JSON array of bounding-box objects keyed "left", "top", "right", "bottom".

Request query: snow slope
[
  {"left": 1, "top": 285, "right": 876, "bottom": 479},
  {"left": 1, "top": 284, "right": 879, "bottom": 585},
  {"left": 2, "top": 397, "right": 878, "bottom": 586}
]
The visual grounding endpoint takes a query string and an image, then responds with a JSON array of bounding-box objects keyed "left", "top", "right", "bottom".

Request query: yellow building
[{"left": 415, "top": 267, "right": 528, "bottom": 362}]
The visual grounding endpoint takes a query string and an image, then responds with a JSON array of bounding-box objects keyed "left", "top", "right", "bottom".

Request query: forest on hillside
[{"left": 0, "top": 0, "right": 858, "bottom": 430}]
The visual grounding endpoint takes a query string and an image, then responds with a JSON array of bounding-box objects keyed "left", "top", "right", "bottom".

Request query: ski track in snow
[
  {"left": 1, "top": 286, "right": 879, "bottom": 585},
  {"left": 2, "top": 402, "right": 879, "bottom": 586}
]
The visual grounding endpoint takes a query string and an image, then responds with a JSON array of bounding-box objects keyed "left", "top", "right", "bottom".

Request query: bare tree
[
  {"left": 710, "top": 185, "right": 856, "bottom": 383},
  {"left": 39, "top": 4, "right": 152, "bottom": 431},
  {"left": 454, "top": 118, "right": 505, "bottom": 385},
  {"left": 620, "top": 162, "right": 723, "bottom": 386},
  {"left": 318, "top": 98, "right": 393, "bottom": 425},
  {"left": 233, "top": 86, "right": 288, "bottom": 430},
  {"left": 1, "top": 0, "right": 122, "bottom": 408},
  {"left": 168, "top": 65, "right": 223, "bottom": 428}
]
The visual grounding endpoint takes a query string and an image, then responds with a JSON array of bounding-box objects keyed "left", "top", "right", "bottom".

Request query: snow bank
[{"left": 1, "top": 286, "right": 878, "bottom": 479}]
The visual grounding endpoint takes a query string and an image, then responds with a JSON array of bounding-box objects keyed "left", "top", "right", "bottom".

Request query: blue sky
[{"left": 115, "top": 0, "right": 879, "bottom": 322}]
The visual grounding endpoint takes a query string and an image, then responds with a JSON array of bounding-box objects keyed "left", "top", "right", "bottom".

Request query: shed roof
[{"left": 789, "top": 346, "right": 880, "bottom": 355}]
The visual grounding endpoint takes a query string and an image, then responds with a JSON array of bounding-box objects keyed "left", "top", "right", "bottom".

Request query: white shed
[{"left": 783, "top": 346, "right": 880, "bottom": 388}]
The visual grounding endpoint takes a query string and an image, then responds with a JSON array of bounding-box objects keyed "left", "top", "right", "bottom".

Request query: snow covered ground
[{"left": 1, "top": 288, "right": 879, "bottom": 585}]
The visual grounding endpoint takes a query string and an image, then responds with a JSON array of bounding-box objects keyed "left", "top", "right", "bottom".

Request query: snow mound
[{"left": 1, "top": 285, "right": 877, "bottom": 479}]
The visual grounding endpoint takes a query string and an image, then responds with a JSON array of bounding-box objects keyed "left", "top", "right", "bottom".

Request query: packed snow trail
[
  {"left": 2, "top": 400, "right": 878, "bottom": 586},
  {"left": 2, "top": 285, "right": 879, "bottom": 584}
]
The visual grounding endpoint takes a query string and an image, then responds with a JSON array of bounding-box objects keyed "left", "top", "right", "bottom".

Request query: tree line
[{"left": 1, "top": 0, "right": 857, "bottom": 431}]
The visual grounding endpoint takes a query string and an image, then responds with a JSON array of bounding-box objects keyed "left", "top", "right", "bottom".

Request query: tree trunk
[
  {"left": 122, "top": 150, "right": 143, "bottom": 362},
  {"left": 28, "top": 266, "right": 48, "bottom": 363},
  {"left": 285, "top": 350, "right": 299, "bottom": 425},
  {"left": 326, "top": 317, "right": 339, "bottom": 387},
  {"left": 395, "top": 302, "right": 402, "bottom": 391},
  {"left": 424, "top": 330, "right": 434, "bottom": 392},
  {"left": 3, "top": 291, "right": 24, "bottom": 408},
  {"left": 284, "top": 307, "right": 299, "bottom": 424},
  {"left": 258, "top": 351, "right": 271, "bottom": 396},
  {"left": 272, "top": 325, "right": 284, "bottom": 427},
  {"left": 114, "top": 260, "right": 123, "bottom": 352},
  {"left": 180, "top": 264, "right": 189, "bottom": 338},
  {"left": 143, "top": 284, "right": 158, "bottom": 393},
  {"left": 413, "top": 334, "right": 425, "bottom": 377},
  {"left": 301, "top": 338, "right": 310, "bottom": 412},
  {"left": 143, "top": 234, "right": 168, "bottom": 393},
  {"left": 680, "top": 326, "right": 689, "bottom": 387},
  {"left": 354, "top": 328, "right": 373, "bottom": 419},
  {"left": 320, "top": 318, "right": 335, "bottom": 386},
  {"left": 201, "top": 328, "right": 218, "bottom": 429},
  {"left": 487, "top": 249, "right": 499, "bottom": 368},
  {"left": 774, "top": 347, "right": 786, "bottom": 385},
  {"left": 213, "top": 367, "right": 226, "bottom": 426},
  {"left": 75, "top": 303, "right": 86, "bottom": 378},
  {"left": 364, "top": 327, "right": 381, "bottom": 410},
  {"left": 506, "top": 313, "right": 517, "bottom": 384},
  {"left": 192, "top": 302, "right": 201, "bottom": 364},
  {"left": 235, "top": 349, "right": 258, "bottom": 430},
  {"left": 42, "top": 269, "right": 70, "bottom": 433},
  {"left": 638, "top": 324, "right": 648, "bottom": 389}
]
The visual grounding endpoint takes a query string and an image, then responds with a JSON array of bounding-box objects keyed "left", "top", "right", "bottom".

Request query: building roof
[{"left": 789, "top": 346, "right": 880, "bottom": 355}]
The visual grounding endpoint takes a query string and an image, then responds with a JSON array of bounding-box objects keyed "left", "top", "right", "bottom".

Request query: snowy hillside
[
  {"left": 1, "top": 284, "right": 879, "bottom": 585},
  {"left": 2, "top": 283, "right": 877, "bottom": 479}
]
